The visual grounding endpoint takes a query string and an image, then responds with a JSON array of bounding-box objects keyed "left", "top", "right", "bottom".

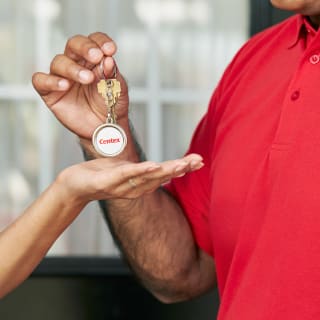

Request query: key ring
[{"left": 99, "top": 58, "right": 117, "bottom": 79}]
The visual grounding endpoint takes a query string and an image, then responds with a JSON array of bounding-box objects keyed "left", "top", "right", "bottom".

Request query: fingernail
[
  {"left": 191, "top": 161, "right": 204, "bottom": 170},
  {"left": 175, "top": 162, "right": 188, "bottom": 173},
  {"left": 176, "top": 172, "right": 186, "bottom": 178},
  {"left": 58, "top": 79, "right": 69, "bottom": 89},
  {"left": 79, "top": 70, "right": 91, "bottom": 82},
  {"left": 88, "top": 48, "right": 102, "bottom": 60},
  {"left": 102, "top": 42, "right": 114, "bottom": 52}
]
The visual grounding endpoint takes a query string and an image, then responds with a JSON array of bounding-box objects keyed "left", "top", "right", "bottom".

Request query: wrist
[{"left": 54, "top": 169, "right": 90, "bottom": 209}]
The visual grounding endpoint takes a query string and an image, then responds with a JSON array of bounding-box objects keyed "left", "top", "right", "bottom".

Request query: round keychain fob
[{"left": 92, "top": 122, "right": 127, "bottom": 157}]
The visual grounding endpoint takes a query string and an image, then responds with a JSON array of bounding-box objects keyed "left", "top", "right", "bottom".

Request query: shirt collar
[{"left": 288, "top": 14, "right": 317, "bottom": 48}]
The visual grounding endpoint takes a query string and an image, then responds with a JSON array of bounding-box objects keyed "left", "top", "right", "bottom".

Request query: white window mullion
[{"left": 146, "top": 26, "right": 162, "bottom": 161}]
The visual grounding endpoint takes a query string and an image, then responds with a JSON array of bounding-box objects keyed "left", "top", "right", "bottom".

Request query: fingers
[
  {"left": 64, "top": 34, "right": 103, "bottom": 64},
  {"left": 99, "top": 161, "right": 162, "bottom": 188},
  {"left": 116, "top": 153, "right": 203, "bottom": 186},
  {"left": 39, "top": 33, "right": 118, "bottom": 87},
  {"left": 126, "top": 154, "right": 204, "bottom": 197},
  {"left": 88, "top": 32, "right": 118, "bottom": 79},
  {"left": 94, "top": 154, "right": 204, "bottom": 199},
  {"left": 50, "top": 54, "right": 95, "bottom": 84},
  {"left": 33, "top": 54, "right": 96, "bottom": 95},
  {"left": 32, "top": 72, "right": 70, "bottom": 95},
  {"left": 99, "top": 56, "right": 118, "bottom": 79},
  {"left": 64, "top": 32, "right": 117, "bottom": 76},
  {"left": 89, "top": 161, "right": 158, "bottom": 199},
  {"left": 126, "top": 154, "right": 204, "bottom": 193},
  {"left": 64, "top": 33, "right": 117, "bottom": 63},
  {"left": 33, "top": 32, "right": 120, "bottom": 98},
  {"left": 88, "top": 32, "right": 117, "bottom": 56}
]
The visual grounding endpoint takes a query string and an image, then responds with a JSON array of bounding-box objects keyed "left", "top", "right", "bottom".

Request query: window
[{"left": 0, "top": 0, "right": 249, "bottom": 255}]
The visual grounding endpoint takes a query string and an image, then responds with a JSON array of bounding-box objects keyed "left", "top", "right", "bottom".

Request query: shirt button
[
  {"left": 291, "top": 90, "right": 300, "bottom": 101},
  {"left": 310, "top": 54, "right": 320, "bottom": 64}
]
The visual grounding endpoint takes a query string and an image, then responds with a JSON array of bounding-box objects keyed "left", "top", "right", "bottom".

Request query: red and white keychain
[{"left": 92, "top": 62, "right": 127, "bottom": 157}]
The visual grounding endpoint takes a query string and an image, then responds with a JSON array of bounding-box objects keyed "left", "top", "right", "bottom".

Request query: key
[{"left": 97, "top": 79, "right": 121, "bottom": 108}]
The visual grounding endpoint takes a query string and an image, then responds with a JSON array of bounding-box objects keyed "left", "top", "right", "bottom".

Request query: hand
[
  {"left": 57, "top": 154, "right": 204, "bottom": 204},
  {"left": 32, "top": 32, "right": 128, "bottom": 139}
]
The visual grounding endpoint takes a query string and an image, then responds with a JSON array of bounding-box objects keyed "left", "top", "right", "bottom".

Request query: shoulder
[
  {"left": 244, "top": 14, "right": 300, "bottom": 51},
  {"left": 216, "top": 14, "right": 301, "bottom": 90}
]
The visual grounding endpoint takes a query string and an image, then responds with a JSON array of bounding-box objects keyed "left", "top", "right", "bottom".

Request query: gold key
[{"left": 97, "top": 79, "right": 121, "bottom": 109}]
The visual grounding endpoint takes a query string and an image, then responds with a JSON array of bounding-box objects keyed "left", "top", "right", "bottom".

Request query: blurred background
[{"left": 0, "top": 0, "right": 249, "bottom": 256}]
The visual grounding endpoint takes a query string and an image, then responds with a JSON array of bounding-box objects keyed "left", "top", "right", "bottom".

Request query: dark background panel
[
  {"left": 0, "top": 258, "right": 219, "bottom": 320},
  {"left": 250, "top": 0, "right": 293, "bottom": 35}
]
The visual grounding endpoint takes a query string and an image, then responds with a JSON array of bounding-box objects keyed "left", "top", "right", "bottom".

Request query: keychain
[{"left": 92, "top": 66, "right": 127, "bottom": 157}]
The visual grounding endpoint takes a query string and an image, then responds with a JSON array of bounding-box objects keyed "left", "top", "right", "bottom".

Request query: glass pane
[
  {"left": 47, "top": 201, "right": 120, "bottom": 256},
  {"left": 0, "top": 100, "right": 39, "bottom": 228},
  {"left": 114, "top": 0, "right": 149, "bottom": 87},
  {"left": 116, "top": 32, "right": 148, "bottom": 87},
  {"left": 129, "top": 103, "right": 147, "bottom": 154},
  {"left": 162, "top": 103, "right": 207, "bottom": 160},
  {"left": 158, "top": 0, "right": 249, "bottom": 89},
  {"left": 0, "top": 0, "right": 36, "bottom": 84}
]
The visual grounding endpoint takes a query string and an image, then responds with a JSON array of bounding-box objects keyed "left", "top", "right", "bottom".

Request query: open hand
[{"left": 57, "top": 154, "right": 204, "bottom": 203}]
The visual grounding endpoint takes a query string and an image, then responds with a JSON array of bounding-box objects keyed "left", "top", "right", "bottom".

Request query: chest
[{"left": 209, "top": 47, "right": 320, "bottom": 290}]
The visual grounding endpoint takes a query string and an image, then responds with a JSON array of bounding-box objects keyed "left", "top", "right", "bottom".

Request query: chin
[{"left": 270, "top": 0, "right": 310, "bottom": 13}]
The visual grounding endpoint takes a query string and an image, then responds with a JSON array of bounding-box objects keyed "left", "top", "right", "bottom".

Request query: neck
[{"left": 308, "top": 15, "right": 320, "bottom": 29}]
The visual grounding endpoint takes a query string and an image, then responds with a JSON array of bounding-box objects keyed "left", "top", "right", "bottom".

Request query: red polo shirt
[{"left": 165, "top": 14, "right": 320, "bottom": 319}]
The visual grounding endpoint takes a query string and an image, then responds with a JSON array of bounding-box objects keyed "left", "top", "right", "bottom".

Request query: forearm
[
  {"left": 0, "top": 179, "right": 86, "bottom": 298},
  {"left": 104, "top": 188, "right": 215, "bottom": 302}
]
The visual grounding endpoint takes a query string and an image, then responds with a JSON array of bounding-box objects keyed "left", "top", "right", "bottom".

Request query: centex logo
[{"left": 99, "top": 138, "right": 121, "bottom": 144}]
